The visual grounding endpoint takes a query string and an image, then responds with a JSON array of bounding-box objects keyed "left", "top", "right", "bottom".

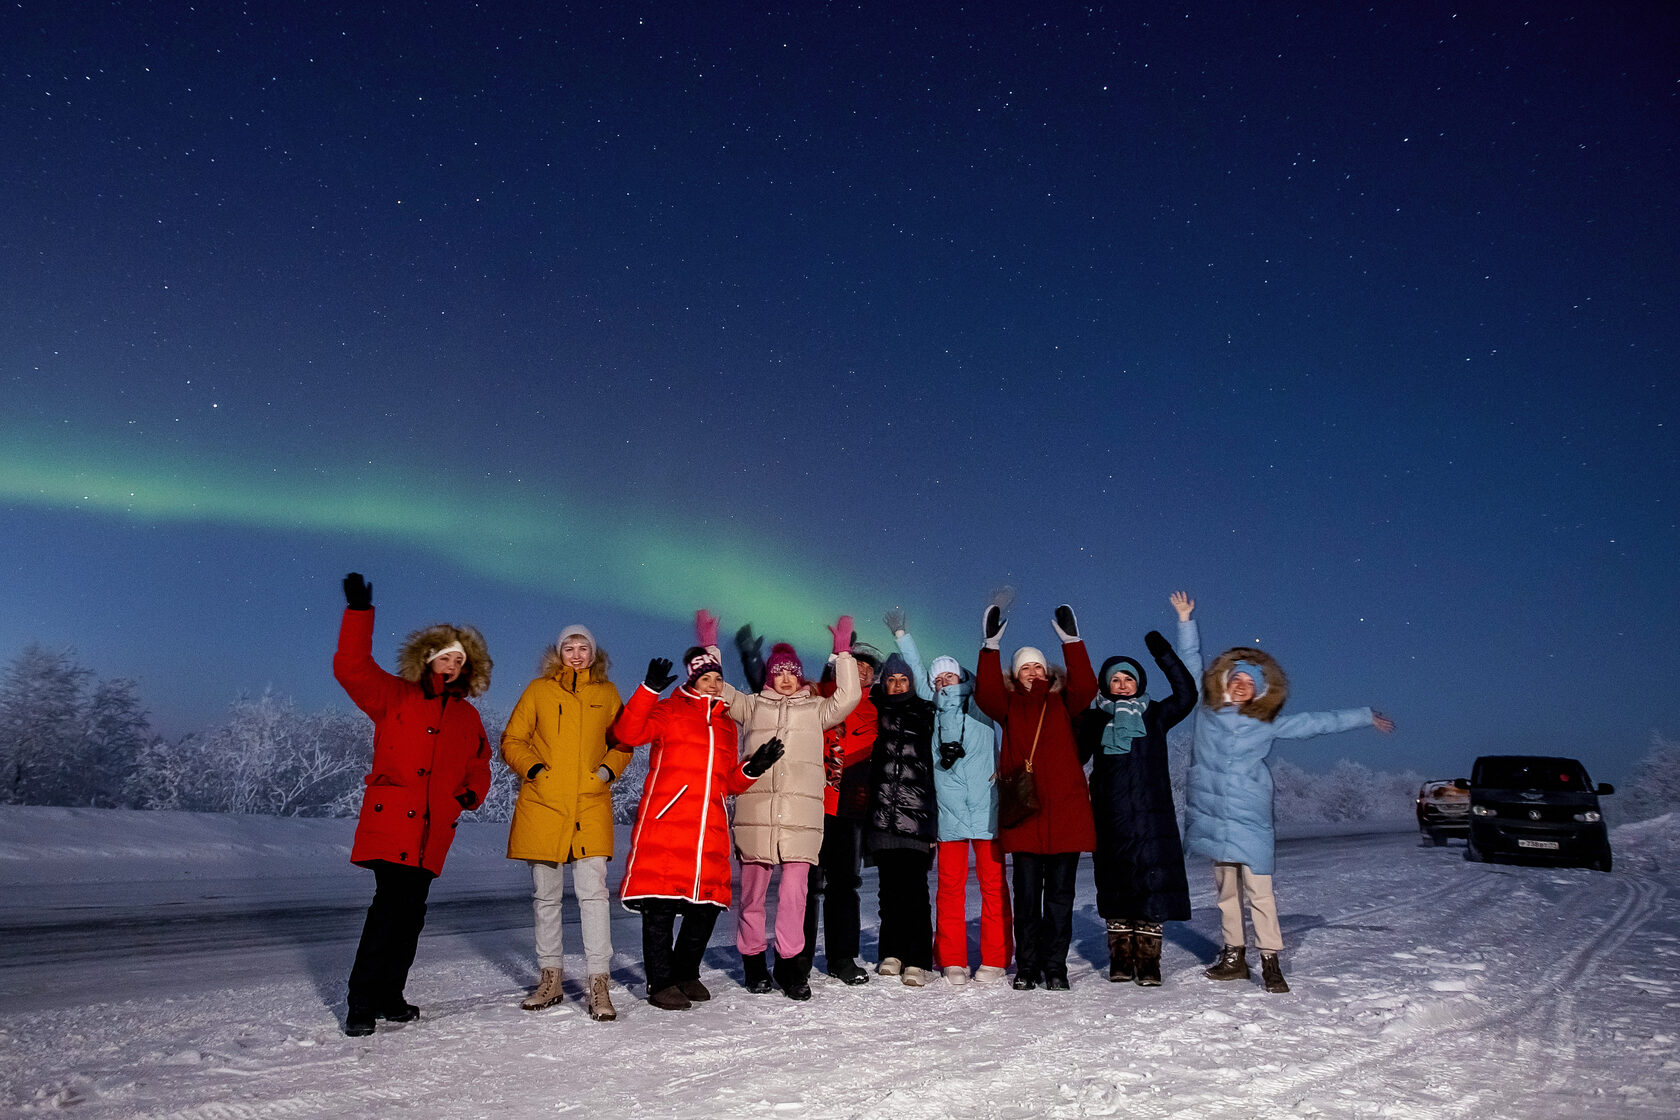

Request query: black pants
[
  {"left": 347, "top": 861, "right": 434, "bottom": 1014},
  {"left": 640, "top": 900, "right": 721, "bottom": 993},
  {"left": 1011, "top": 852, "right": 1079, "bottom": 980},
  {"left": 803, "top": 815, "right": 864, "bottom": 966},
  {"left": 874, "top": 847, "right": 934, "bottom": 970}
]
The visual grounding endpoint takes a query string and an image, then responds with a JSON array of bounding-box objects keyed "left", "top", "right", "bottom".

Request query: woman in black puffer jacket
[{"left": 865, "top": 652, "right": 939, "bottom": 986}]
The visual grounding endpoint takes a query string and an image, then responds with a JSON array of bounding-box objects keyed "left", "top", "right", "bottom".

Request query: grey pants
[{"left": 529, "top": 857, "right": 613, "bottom": 975}]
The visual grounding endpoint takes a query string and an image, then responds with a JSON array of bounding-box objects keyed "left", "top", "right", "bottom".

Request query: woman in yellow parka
[{"left": 501, "top": 624, "right": 630, "bottom": 1022}]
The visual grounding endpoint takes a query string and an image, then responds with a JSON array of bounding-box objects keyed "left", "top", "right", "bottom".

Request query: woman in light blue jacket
[
  {"left": 887, "top": 613, "right": 1011, "bottom": 986},
  {"left": 1175, "top": 592, "right": 1393, "bottom": 994}
]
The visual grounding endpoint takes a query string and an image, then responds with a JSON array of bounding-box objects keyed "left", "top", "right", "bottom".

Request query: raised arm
[
  {"left": 331, "top": 578, "right": 405, "bottom": 720},
  {"left": 974, "top": 600, "right": 1010, "bottom": 722},
  {"left": 888, "top": 611, "right": 934, "bottom": 701},
  {"left": 1170, "top": 592, "right": 1202, "bottom": 679},
  {"left": 1145, "top": 629, "right": 1198, "bottom": 728},
  {"left": 1053, "top": 605, "right": 1099, "bottom": 713}
]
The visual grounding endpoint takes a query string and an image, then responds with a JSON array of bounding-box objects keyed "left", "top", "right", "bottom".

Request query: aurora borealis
[{"left": 3, "top": 2, "right": 1675, "bottom": 782}]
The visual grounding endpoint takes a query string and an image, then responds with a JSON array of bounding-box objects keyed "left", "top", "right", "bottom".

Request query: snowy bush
[
  {"left": 0, "top": 645, "right": 157, "bottom": 807},
  {"left": 1618, "top": 732, "right": 1680, "bottom": 824},
  {"left": 129, "top": 690, "right": 368, "bottom": 816}
]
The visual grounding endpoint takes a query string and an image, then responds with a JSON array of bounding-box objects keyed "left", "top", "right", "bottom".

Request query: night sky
[{"left": 3, "top": 2, "right": 1675, "bottom": 785}]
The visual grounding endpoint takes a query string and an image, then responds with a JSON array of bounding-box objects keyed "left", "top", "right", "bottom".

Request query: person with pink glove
[{"left": 719, "top": 614, "right": 862, "bottom": 1000}]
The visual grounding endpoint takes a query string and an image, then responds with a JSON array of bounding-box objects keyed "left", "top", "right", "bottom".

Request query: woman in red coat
[
  {"left": 974, "top": 601, "right": 1097, "bottom": 990},
  {"left": 612, "top": 646, "right": 783, "bottom": 1011},
  {"left": 333, "top": 573, "right": 493, "bottom": 1036}
]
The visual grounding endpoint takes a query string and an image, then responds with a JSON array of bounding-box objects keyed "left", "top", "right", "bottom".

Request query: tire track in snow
[{"left": 1186, "top": 870, "right": 1669, "bottom": 1120}]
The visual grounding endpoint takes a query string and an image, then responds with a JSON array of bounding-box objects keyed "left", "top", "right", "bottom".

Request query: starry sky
[{"left": 2, "top": 1, "right": 1675, "bottom": 786}]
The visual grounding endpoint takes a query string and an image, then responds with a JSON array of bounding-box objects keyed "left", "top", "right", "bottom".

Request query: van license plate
[{"left": 1518, "top": 839, "right": 1560, "bottom": 850}]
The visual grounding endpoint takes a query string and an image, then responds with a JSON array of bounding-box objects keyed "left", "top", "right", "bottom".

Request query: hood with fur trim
[
  {"left": 1202, "top": 646, "right": 1288, "bottom": 722},
  {"left": 396, "top": 623, "right": 492, "bottom": 698},
  {"left": 535, "top": 642, "right": 613, "bottom": 684}
]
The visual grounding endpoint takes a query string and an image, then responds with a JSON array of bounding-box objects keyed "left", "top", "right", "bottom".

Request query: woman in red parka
[
  {"left": 612, "top": 646, "right": 784, "bottom": 1011},
  {"left": 333, "top": 572, "right": 493, "bottom": 1036},
  {"left": 974, "top": 599, "right": 1097, "bottom": 991}
]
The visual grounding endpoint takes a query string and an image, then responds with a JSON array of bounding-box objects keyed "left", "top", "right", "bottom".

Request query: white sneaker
[
  {"left": 943, "top": 966, "right": 970, "bottom": 987},
  {"left": 902, "top": 966, "right": 928, "bottom": 987},
  {"left": 973, "top": 965, "right": 1007, "bottom": 984},
  {"left": 877, "top": 956, "right": 902, "bottom": 977}
]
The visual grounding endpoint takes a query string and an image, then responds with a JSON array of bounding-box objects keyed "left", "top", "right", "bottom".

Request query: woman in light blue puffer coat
[
  {"left": 887, "top": 615, "right": 1012, "bottom": 986},
  {"left": 1175, "top": 592, "right": 1393, "bottom": 994}
]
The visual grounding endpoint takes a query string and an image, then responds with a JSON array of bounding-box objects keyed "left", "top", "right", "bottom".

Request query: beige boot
[
  {"left": 520, "top": 966, "right": 564, "bottom": 1011},
  {"left": 587, "top": 974, "right": 617, "bottom": 1022}
]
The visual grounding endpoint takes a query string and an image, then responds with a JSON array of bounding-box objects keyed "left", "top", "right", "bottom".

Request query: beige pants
[{"left": 1212, "top": 862, "right": 1283, "bottom": 953}]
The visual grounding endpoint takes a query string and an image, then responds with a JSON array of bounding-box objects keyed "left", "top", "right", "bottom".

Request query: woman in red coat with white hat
[{"left": 332, "top": 572, "right": 493, "bottom": 1036}]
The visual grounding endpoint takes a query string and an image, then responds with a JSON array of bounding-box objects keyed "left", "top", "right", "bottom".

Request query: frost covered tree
[
  {"left": 132, "top": 690, "right": 368, "bottom": 816},
  {"left": 1620, "top": 732, "right": 1680, "bottom": 823},
  {"left": 0, "top": 645, "right": 157, "bottom": 806}
]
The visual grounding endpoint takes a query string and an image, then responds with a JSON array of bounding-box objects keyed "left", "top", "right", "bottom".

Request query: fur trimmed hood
[
  {"left": 536, "top": 643, "right": 612, "bottom": 684},
  {"left": 1000, "top": 662, "right": 1066, "bottom": 694},
  {"left": 396, "top": 623, "right": 492, "bottom": 698},
  {"left": 1202, "top": 646, "right": 1288, "bottom": 722}
]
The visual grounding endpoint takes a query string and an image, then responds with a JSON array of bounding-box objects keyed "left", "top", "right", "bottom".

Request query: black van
[{"left": 1459, "top": 755, "right": 1613, "bottom": 871}]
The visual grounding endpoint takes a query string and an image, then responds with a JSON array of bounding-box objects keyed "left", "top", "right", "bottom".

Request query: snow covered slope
[{"left": 1, "top": 807, "right": 1676, "bottom": 1118}]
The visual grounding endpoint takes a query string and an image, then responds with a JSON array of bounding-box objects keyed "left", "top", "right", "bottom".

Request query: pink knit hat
[{"left": 764, "top": 642, "right": 803, "bottom": 681}]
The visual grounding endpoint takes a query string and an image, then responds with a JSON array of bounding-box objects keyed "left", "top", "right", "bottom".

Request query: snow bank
[{"left": 1613, "top": 811, "right": 1680, "bottom": 875}]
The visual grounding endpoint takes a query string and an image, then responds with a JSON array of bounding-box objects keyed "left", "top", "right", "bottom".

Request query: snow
[{"left": 2, "top": 807, "right": 1678, "bottom": 1118}]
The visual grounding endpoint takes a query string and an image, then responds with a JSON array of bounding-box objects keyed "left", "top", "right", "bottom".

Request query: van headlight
[
  {"left": 1472, "top": 805, "right": 1497, "bottom": 817},
  {"left": 1574, "top": 811, "right": 1601, "bottom": 823}
]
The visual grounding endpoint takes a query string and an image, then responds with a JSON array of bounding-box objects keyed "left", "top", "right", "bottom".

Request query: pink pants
[
  {"left": 933, "top": 839, "right": 1013, "bottom": 970},
  {"left": 735, "top": 861, "right": 811, "bottom": 957}
]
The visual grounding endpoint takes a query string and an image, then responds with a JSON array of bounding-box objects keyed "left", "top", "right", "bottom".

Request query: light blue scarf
[{"left": 1094, "top": 694, "right": 1149, "bottom": 754}]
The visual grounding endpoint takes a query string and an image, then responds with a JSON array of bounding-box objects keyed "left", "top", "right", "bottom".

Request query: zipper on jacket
[
  {"left": 693, "top": 699, "right": 717, "bottom": 898},
  {"left": 656, "top": 785, "right": 689, "bottom": 820}
]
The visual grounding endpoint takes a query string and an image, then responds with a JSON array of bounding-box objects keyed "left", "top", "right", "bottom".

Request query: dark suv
[{"left": 1459, "top": 755, "right": 1613, "bottom": 871}]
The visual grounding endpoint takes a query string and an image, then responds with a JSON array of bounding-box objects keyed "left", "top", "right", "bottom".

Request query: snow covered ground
[{"left": 2, "top": 806, "right": 1678, "bottom": 1118}]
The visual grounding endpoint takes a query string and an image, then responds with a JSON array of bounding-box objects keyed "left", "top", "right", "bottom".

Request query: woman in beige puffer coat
[{"left": 719, "top": 615, "right": 860, "bottom": 999}]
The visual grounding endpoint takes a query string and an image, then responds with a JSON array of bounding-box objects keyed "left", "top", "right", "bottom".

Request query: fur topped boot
[
  {"left": 1132, "top": 924, "right": 1163, "bottom": 986},
  {"left": 1105, "top": 921, "right": 1135, "bottom": 983}
]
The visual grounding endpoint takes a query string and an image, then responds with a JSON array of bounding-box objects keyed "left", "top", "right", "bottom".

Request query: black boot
[
  {"left": 742, "top": 952, "right": 774, "bottom": 994},
  {"left": 774, "top": 954, "right": 813, "bottom": 1001},
  {"left": 1132, "top": 924, "right": 1163, "bottom": 987},
  {"left": 1260, "top": 951, "right": 1290, "bottom": 994},
  {"left": 344, "top": 1007, "right": 376, "bottom": 1037},
  {"left": 377, "top": 999, "right": 420, "bottom": 1022},
  {"left": 1205, "top": 945, "right": 1249, "bottom": 981},
  {"left": 1043, "top": 967, "right": 1070, "bottom": 991},
  {"left": 1105, "top": 921, "right": 1135, "bottom": 983},
  {"left": 826, "top": 957, "right": 869, "bottom": 985}
]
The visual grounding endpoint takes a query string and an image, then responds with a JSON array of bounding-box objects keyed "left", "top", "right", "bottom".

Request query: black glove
[
  {"left": 455, "top": 790, "right": 477, "bottom": 810},
  {"left": 983, "top": 605, "right": 1003, "bottom": 639},
  {"left": 645, "top": 657, "right": 677, "bottom": 691},
  {"left": 1144, "top": 630, "right": 1172, "bottom": 660},
  {"left": 526, "top": 763, "right": 546, "bottom": 781},
  {"left": 743, "top": 736, "right": 785, "bottom": 778},
  {"left": 342, "top": 572, "right": 373, "bottom": 611},
  {"left": 735, "top": 623, "right": 762, "bottom": 658},
  {"left": 938, "top": 741, "right": 966, "bottom": 769},
  {"left": 1053, "top": 604, "right": 1079, "bottom": 640}
]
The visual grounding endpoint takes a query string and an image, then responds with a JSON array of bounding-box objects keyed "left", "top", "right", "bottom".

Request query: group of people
[{"left": 330, "top": 573, "right": 1393, "bottom": 1036}]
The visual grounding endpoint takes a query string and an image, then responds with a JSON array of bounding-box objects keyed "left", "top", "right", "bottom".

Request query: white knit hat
[
  {"left": 1012, "top": 646, "right": 1047, "bottom": 676},
  {"left": 557, "top": 625, "right": 596, "bottom": 658},
  {"left": 929, "top": 655, "right": 961, "bottom": 683}
]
